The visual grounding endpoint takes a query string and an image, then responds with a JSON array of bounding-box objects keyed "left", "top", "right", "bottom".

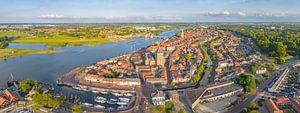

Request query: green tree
[
  {"left": 266, "top": 64, "right": 276, "bottom": 71},
  {"left": 247, "top": 102, "right": 258, "bottom": 110},
  {"left": 71, "top": 105, "right": 83, "bottom": 113},
  {"left": 250, "top": 65, "right": 257, "bottom": 74},
  {"left": 19, "top": 79, "right": 35, "bottom": 93},
  {"left": 185, "top": 53, "right": 193, "bottom": 60},
  {"left": 170, "top": 81, "right": 175, "bottom": 87},
  {"left": 48, "top": 98, "right": 62, "bottom": 108},
  {"left": 178, "top": 108, "right": 187, "bottom": 113},
  {"left": 275, "top": 42, "right": 287, "bottom": 58},
  {"left": 234, "top": 74, "right": 257, "bottom": 92}
]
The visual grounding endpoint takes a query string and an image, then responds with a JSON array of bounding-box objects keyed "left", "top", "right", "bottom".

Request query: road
[{"left": 225, "top": 68, "right": 281, "bottom": 113}]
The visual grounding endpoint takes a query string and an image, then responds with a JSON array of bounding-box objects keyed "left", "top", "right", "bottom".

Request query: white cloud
[
  {"left": 207, "top": 10, "right": 231, "bottom": 16},
  {"left": 38, "top": 14, "right": 66, "bottom": 18},
  {"left": 237, "top": 11, "right": 247, "bottom": 16},
  {"left": 222, "top": 11, "right": 230, "bottom": 16}
]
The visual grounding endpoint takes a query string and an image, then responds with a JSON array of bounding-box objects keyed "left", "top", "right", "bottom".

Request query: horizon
[{"left": 0, "top": 0, "right": 300, "bottom": 23}]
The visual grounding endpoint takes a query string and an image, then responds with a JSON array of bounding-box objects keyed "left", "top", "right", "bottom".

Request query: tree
[
  {"left": 185, "top": 53, "right": 193, "bottom": 60},
  {"left": 71, "top": 105, "right": 83, "bottom": 113},
  {"left": 248, "top": 110, "right": 259, "bottom": 113},
  {"left": 275, "top": 42, "right": 287, "bottom": 58},
  {"left": 248, "top": 102, "right": 258, "bottom": 110},
  {"left": 234, "top": 74, "right": 257, "bottom": 92},
  {"left": 48, "top": 98, "right": 62, "bottom": 108},
  {"left": 250, "top": 65, "right": 257, "bottom": 74},
  {"left": 19, "top": 79, "right": 35, "bottom": 93},
  {"left": 170, "top": 81, "right": 175, "bottom": 87},
  {"left": 266, "top": 64, "right": 276, "bottom": 71},
  {"left": 178, "top": 108, "right": 187, "bottom": 113},
  {"left": 165, "top": 101, "right": 174, "bottom": 113}
]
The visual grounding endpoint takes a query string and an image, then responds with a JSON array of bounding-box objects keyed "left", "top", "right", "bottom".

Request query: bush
[{"left": 71, "top": 105, "right": 83, "bottom": 113}]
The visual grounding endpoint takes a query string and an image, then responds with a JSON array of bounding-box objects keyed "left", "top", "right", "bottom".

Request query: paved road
[{"left": 225, "top": 68, "right": 281, "bottom": 113}]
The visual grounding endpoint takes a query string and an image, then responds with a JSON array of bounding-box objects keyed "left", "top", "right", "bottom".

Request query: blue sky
[{"left": 0, "top": 0, "right": 299, "bottom": 23}]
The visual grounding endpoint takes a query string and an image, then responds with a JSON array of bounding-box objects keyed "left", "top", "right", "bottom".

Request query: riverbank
[{"left": 0, "top": 48, "right": 63, "bottom": 59}]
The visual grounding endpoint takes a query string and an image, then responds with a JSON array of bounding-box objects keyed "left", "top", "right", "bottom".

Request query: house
[
  {"left": 4, "top": 89, "right": 18, "bottom": 102},
  {"left": 265, "top": 99, "right": 283, "bottom": 113},
  {"left": 256, "top": 67, "right": 267, "bottom": 74},
  {"left": 291, "top": 101, "right": 300, "bottom": 113},
  {"left": 0, "top": 95, "right": 8, "bottom": 107},
  {"left": 152, "top": 91, "right": 166, "bottom": 106}
]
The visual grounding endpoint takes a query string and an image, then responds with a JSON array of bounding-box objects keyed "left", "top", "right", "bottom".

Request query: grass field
[
  {"left": 13, "top": 37, "right": 113, "bottom": 46},
  {"left": 0, "top": 48, "right": 63, "bottom": 59}
]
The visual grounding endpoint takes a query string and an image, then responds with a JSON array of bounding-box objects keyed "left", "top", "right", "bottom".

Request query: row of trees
[{"left": 192, "top": 44, "right": 209, "bottom": 82}]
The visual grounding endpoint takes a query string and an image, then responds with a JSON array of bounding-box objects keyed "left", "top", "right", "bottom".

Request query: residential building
[
  {"left": 152, "top": 91, "right": 166, "bottom": 106},
  {"left": 265, "top": 99, "right": 283, "bottom": 113}
]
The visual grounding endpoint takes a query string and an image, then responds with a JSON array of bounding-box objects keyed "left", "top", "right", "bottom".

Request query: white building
[{"left": 152, "top": 91, "right": 166, "bottom": 106}]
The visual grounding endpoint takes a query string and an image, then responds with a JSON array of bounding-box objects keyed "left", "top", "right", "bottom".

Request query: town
[{"left": 0, "top": 24, "right": 300, "bottom": 113}]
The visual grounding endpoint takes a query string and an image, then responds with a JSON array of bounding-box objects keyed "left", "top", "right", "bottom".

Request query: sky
[{"left": 0, "top": 0, "right": 299, "bottom": 23}]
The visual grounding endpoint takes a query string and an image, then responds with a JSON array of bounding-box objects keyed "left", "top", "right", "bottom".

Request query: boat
[
  {"left": 112, "top": 92, "right": 123, "bottom": 96},
  {"left": 94, "top": 104, "right": 105, "bottom": 109},
  {"left": 82, "top": 88, "right": 90, "bottom": 92},
  {"left": 124, "top": 93, "right": 133, "bottom": 97},
  {"left": 119, "top": 98, "right": 130, "bottom": 102},
  {"left": 92, "top": 90, "right": 99, "bottom": 93},
  {"left": 82, "top": 102, "right": 93, "bottom": 107},
  {"left": 95, "top": 99, "right": 107, "bottom": 103},
  {"left": 96, "top": 96, "right": 107, "bottom": 100},
  {"left": 101, "top": 92, "right": 109, "bottom": 95},
  {"left": 110, "top": 98, "right": 118, "bottom": 102},
  {"left": 7, "top": 74, "right": 19, "bottom": 87},
  {"left": 116, "top": 102, "right": 128, "bottom": 105},
  {"left": 72, "top": 86, "right": 81, "bottom": 90},
  {"left": 118, "top": 105, "right": 126, "bottom": 109},
  {"left": 107, "top": 107, "right": 115, "bottom": 110},
  {"left": 106, "top": 101, "right": 116, "bottom": 105}
]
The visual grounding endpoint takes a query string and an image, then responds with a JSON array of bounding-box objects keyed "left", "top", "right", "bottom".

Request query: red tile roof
[
  {"left": 5, "top": 89, "right": 18, "bottom": 102},
  {"left": 265, "top": 99, "right": 283, "bottom": 113},
  {"left": 0, "top": 95, "right": 7, "bottom": 105}
]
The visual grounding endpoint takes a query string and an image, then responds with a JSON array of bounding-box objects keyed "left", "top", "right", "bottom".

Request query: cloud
[
  {"left": 256, "top": 12, "right": 286, "bottom": 17},
  {"left": 38, "top": 14, "right": 66, "bottom": 18},
  {"left": 206, "top": 10, "right": 231, "bottom": 16},
  {"left": 237, "top": 11, "right": 247, "bottom": 16}
]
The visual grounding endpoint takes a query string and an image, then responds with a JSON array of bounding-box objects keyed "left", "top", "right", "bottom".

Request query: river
[{"left": 0, "top": 30, "right": 180, "bottom": 107}]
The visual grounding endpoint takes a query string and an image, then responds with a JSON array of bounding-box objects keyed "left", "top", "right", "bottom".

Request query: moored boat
[
  {"left": 119, "top": 98, "right": 130, "bottom": 102},
  {"left": 124, "top": 93, "right": 133, "bottom": 97},
  {"left": 72, "top": 86, "right": 81, "bottom": 90},
  {"left": 82, "top": 102, "right": 93, "bottom": 107},
  {"left": 101, "top": 91, "right": 109, "bottom": 95},
  {"left": 94, "top": 104, "right": 105, "bottom": 109},
  {"left": 92, "top": 90, "right": 99, "bottom": 93},
  {"left": 112, "top": 92, "right": 123, "bottom": 96},
  {"left": 116, "top": 102, "right": 128, "bottom": 106},
  {"left": 118, "top": 105, "right": 126, "bottom": 109}
]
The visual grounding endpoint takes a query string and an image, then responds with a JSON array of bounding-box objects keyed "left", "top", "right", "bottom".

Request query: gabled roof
[
  {"left": 0, "top": 95, "right": 7, "bottom": 105},
  {"left": 4, "top": 89, "right": 18, "bottom": 102}
]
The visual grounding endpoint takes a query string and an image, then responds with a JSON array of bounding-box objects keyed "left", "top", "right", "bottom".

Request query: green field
[
  {"left": 13, "top": 37, "right": 113, "bottom": 46},
  {"left": 0, "top": 48, "right": 63, "bottom": 59}
]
